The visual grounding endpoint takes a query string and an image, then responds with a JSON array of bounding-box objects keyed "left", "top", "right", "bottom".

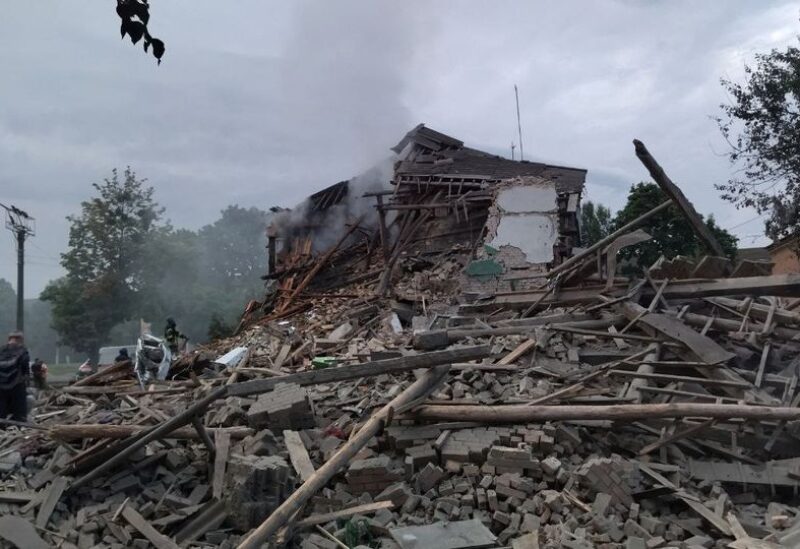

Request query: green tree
[
  {"left": 41, "top": 168, "right": 164, "bottom": 360},
  {"left": 716, "top": 35, "right": 800, "bottom": 243},
  {"left": 198, "top": 206, "right": 269, "bottom": 287},
  {"left": 137, "top": 207, "right": 269, "bottom": 343},
  {"left": 580, "top": 201, "right": 613, "bottom": 247},
  {"left": 613, "top": 182, "right": 738, "bottom": 272}
]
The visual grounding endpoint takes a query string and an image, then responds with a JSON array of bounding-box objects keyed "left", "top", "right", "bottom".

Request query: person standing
[
  {"left": 164, "top": 318, "right": 187, "bottom": 354},
  {"left": 114, "top": 347, "right": 130, "bottom": 363},
  {"left": 0, "top": 331, "right": 30, "bottom": 424},
  {"left": 30, "top": 358, "right": 48, "bottom": 390}
]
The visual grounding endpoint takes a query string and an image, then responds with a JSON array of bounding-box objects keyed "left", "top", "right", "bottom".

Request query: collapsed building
[
  {"left": 262, "top": 124, "right": 587, "bottom": 319},
  {"left": 3, "top": 127, "right": 800, "bottom": 549}
]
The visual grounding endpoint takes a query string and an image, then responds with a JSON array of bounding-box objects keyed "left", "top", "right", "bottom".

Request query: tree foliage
[
  {"left": 580, "top": 201, "right": 613, "bottom": 247},
  {"left": 716, "top": 35, "right": 800, "bottom": 242},
  {"left": 42, "top": 168, "right": 164, "bottom": 359},
  {"left": 613, "top": 182, "right": 738, "bottom": 271},
  {"left": 137, "top": 206, "right": 269, "bottom": 343},
  {"left": 116, "top": 0, "right": 165, "bottom": 64},
  {"left": 41, "top": 170, "right": 270, "bottom": 354}
]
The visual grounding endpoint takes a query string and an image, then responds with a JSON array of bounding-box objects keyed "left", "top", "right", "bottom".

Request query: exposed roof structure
[
  {"left": 393, "top": 124, "right": 587, "bottom": 194},
  {"left": 307, "top": 180, "right": 349, "bottom": 213}
]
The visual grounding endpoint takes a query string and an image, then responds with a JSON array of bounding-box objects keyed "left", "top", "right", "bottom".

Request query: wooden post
[
  {"left": 375, "top": 195, "right": 390, "bottom": 261},
  {"left": 49, "top": 424, "right": 252, "bottom": 441},
  {"left": 547, "top": 200, "right": 672, "bottom": 278},
  {"left": 191, "top": 415, "right": 216, "bottom": 460},
  {"left": 267, "top": 224, "right": 277, "bottom": 275},
  {"left": 236, "top": 365, "right": 452, "bottom": 549},
  {"left": 69, "top": 385, "right": 228, "bottom": 492},
  {"left": 412, "top": 402, "right": 800, "bottom": 423},
  {"left": 228, "top": 345, "right": 489, "bottom": 398},
  {"left": 633, "top": 139, "right": 727, "bottom": 259}
]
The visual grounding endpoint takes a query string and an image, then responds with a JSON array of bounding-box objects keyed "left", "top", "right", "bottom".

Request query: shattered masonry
[{"left": 2, "top": 126, "right": 800, "bottom": 549}]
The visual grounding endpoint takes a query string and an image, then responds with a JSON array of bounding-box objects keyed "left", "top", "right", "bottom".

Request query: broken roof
[{"left": 393, "top": 123, "right": 587, "bottom": 194}]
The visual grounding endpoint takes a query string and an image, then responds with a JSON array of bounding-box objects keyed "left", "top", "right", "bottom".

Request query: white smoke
[{"left": 272, "top": 156, "right": 397, "bottom": 253}]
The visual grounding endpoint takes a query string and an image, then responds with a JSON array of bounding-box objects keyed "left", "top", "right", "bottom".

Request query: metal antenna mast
[
  {"left": 1, "top": 203, "right": 35, "bottom": 332},
  {"left": 514, "top": 84, "right": 524, "bottom": 161}
]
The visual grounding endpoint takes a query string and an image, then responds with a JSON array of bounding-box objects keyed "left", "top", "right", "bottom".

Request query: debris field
[{"left": 2, "top": 125, "right": 800, "bottom": 549}]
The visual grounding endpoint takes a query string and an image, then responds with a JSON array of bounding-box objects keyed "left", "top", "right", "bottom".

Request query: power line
[{"left": 726, "top": 214, "right": 765, "bottom": 231}]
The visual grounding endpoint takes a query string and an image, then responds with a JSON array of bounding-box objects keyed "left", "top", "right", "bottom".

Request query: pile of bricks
[
  {"left": 485, "top": 446, "right": 542, "bottom": 476},
  {"left": 345, "top": 455, "right": 404, "bottom": 496},
  {"left": 439, "top": 427, "right": 502, "bottom": 467},
  {"left": 224, "top": 454, "right": 294, "bottom": 531},
  {"left": 246, "top": 382, "right": 315, "bottom": 430},
  {"left": 576, "top": 456, "right": 642, "bottom": 512}
]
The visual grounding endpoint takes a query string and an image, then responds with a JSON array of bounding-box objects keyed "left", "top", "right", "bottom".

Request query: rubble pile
[{"left": 2, "top": 128, "right": 800, "bottom": 549}]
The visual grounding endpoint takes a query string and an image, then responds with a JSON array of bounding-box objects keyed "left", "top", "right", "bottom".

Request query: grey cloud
[{"left": 1, "top": 0, "right": 797, "bottom": 295}]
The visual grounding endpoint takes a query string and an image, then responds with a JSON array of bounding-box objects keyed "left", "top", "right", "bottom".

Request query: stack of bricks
[
  {"left": 485, "top": 445, "right": 542, "bottom": 476},
  {"left": 404, "top": 443, "right": 437, "bottom": 474},
  {"left": 345, "top": 455, "right": 404, "bottom": 496},
  {"left": 438, "top": 427, "right": 502, "bottom": 468},
  {"left": 385, "top": 425, "right": 442, "bottom": 450},
  {"left": 246, "top": 383, "right": 315, "bottom": 430},
  {"left": 514, "top": 426, "right": 556, "bottom": 454},
  {"left": 224, "top": 454, "right": 294, "bottom": 531},
  {"left": 576, "top": 456, "right": 642, "bottom": 512}
]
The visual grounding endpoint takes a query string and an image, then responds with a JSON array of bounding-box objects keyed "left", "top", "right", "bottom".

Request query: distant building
[
  {"left": 736, "top": 247, "right": 771, "bottom": 264},
  {"left": 767, "top": 236, "right": 800, "bottom": 274}
]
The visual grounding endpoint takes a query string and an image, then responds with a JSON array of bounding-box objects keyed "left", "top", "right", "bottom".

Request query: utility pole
[
  {"left": 514, "top": 84, "right": 524, "bottom": 161},
  {"left": 511, "top": 142, "right": 516, "bottom": 160},
  {"left": 1, "top": 203, "right": 35, "bottom": 332}
]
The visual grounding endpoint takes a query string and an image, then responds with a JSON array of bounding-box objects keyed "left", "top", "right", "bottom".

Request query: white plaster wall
[{"left": 490, "top": 214, "right": 557, "bottom": 263}]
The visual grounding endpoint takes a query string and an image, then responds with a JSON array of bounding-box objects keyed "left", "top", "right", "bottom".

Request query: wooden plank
[
  {"left": 706, "top": 297, "right": 800, "bottom": 326},
  {"left": 472, "top": 275, "right": 800, "bottom": 313},
  {"left": 633, "top": 139, "right": 727, "bottom": 258},
  {"left": 412, "top": 402, "right": 800, "bottom": 424},
  {"left": 228, "top": 345, "right": 490, "bottom": 398},
  {"left": 638, "top": 462, "right": 732, "bottom": 536},
  {"left": 50, "top": 424, "right": 252, "bottom": 441},
  {"left": 273, "top": 343, "right": 292, "bottom": 369},
  {"left": 0, "top": 516, "right": 49, "bottom": 549},
  {"left": 497, "top": 338, "right": 536, "bottom": 365},
  {"left": 122, "top": 506, "right": 180, "bottom": 549},
  {"left": 638, "top": 419, "right": 716, "bottom": 456},
  {"left": 283, "top": 430, "right": 315, "bottom": 482},
  {"left": 755, "top": 343, "right": 771, "bottom": 389},
  {"left": 622, "top": 302, "right": 735, "bottom": 365},
  {"left": 295, "top": 500, "right": 394, "bottom": 528},
  {"left": 0, "top": 491, "right": 36, "bottom": 504},
  {"left": 726, "top": 511, "right": 783, "bottom": 549},
  {"left": 212, "top": 430, "right": 231, "bottom": 501},
  {"left": 607, "top": 326, "right": 629, "bottom": 350},
  {"left": 35, "top": 476, "right": 68, "bottom": 529},
  {"left": 609, "top": 370, "right": 750, "bottom": 388},
  {"left": 689, "top": 459, "right": 798, "bottom": 487},
  {"left": 173, "top": 500, "right": 227, "bottom": 545}
]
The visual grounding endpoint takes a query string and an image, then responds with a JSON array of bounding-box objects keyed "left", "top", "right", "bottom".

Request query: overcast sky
[{"left": 1, "top": 1, "right": 798, "bottom": 296}]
